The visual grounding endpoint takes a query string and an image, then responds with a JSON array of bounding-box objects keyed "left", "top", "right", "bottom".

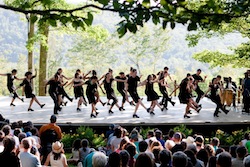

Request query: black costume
[
  {"left": 73, "top": 80, "right": 84, "bottom": 99},
  {"left": 127, "top": 76, "right": 140, "bottom": 103},
  {"left": 6, "top": 73, "right": 19, "bottom": 98},
  {"left": 103, "top": 78, "right": 118, "bottom": 106},
  {"left": 243, "top": 77, "right": 250, "bottom": 113},
  {"left": 178, "top": 78, "right": 189, "bottom": 104},
  {"left": 19, "top": 76, "right": 36, "bottom": 98},
  {"left": 56, "top": 72, "right": 72, "bottom": 102},
  {"left": 115, "top": 76, "right": 127, "bottom": 103},
  {"left": 192, "top": 74, "right": 204, "bottom": 103},
  {"left": 47, "top": 80, "right": 60, "bottom": 114},
  {"left": 158, "top": 72, "right": 173, "bottom": 108},
  {"left": 85, "top": 80, "right": 97, "bottom": 104},
  {"left": 209, "top": 84, "right": 227, "bottom": 116},
  {"left": 145, "top": 81, "right": 159, "bottom": 101}
]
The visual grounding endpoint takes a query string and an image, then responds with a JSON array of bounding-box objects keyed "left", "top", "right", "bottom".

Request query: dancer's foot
[
  {"left": 107, "top": 102, "right": 111, "bottom": 106},
  {"left": 58, "top": 107, "right": 62, "bottom": 111},
  {"left": 21, "top": 98, "right": 24, "bottom": 102},
  {"left": 171, "top": 101, "right": 176, "bottom": 106},
  {"left": 147, "top": 108, "right": 151, "bottom": 113},
  {"left": 184, "top": 114, "right": 190, "bottom": 119},
  {"left": 187, "top": 110, "right": 192, "bottom": 114},
  {"left": 77, "top": 108, "right": 81, "bottom": 112},
  {"left": 122, "top": 107, "right": 125, "bottom": 111},
  {"left": 133, "top": 114, "right": 139, "bottom": 118},
  {"left": 130, "top": 101, "right": 135, "bottom": 106},
  {"left": 102, "top": 102, "right": 107, "bottom": 106},
  {"left": 40, "top": 104, "right": 45, "bottom": 108},
  {"left": 197, "top": 107, "right": 202, "bottom": 113},
  {"left": 150, "top": 111, "right": 155, "bottom": 115},
  {"left": 28, "top": 108, "right": 34, "bottom": 111},
  {"left": 69, "top": 98, "right": 73, "bottom": 102},
  {"left": 214, "top": 113, "right": 219, "bottom": 117},
  {"left": 64, "top": 101, "right": 68, "bottom": 106},
  {"left": 90, "top": 114, "right": 96, "bottom": 118},
  {"left": 161, "top": 108, "right": 164, "bottom": 111},
  {"left": 119, "top": 107, "right": 123, "bottom": 111},
  {"left": 10, "top": 103, "right": 15, "bottom": 107},
  {"left": 96, "top": 111, "right": 99, "bottom": 115},
  {"left": 109, "top": 110, "right": 114, "bottom": 114}
]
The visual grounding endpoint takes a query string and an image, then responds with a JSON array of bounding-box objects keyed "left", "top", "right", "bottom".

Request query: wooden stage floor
[{"left": 0, "top": 96, "right": 249, "bottom": 126}]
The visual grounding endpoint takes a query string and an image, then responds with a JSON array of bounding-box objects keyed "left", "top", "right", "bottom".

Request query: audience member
[
  {"left": 92, "top": 151, "right": 107, "bottom": 167},
  {"left": 172, "top": 151, "right": 188, "bottom": 167},
  {"left": 216, "top": 152, "right": 232, "bottom": 167},
  {"left": 232, "top": 146, "right": 247, "bottom": 167}
]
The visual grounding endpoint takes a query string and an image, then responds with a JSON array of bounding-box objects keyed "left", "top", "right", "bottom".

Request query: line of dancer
[{"left": 1, "top": 67, "right": 239, "bottom": 119}]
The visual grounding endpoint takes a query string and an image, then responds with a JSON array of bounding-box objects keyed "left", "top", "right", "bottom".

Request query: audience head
[
  {"left": 72, "top": 139, "right": 81, "bottom": 150},
  {"left": 52, "top": 141, "right": 64, "bottom": 154},
  {"left": 18, "top": 132, "right": 27, "bottom": 143},
  {"left": 155, "top": 130, "right": 163, "bottom": 139},
  {"left": 216, "top": 152, "right": 232, "bottom": 167},
  {"left": 120, "top": 150, "right": 130, "bottom": 167},
  {"left": 173, "top": 132, "right": 182, "bottom": 143},
  {"left": 0, "top": 131, "right": 5, "bottom": 142},
  {"left": 92, "top": 151, "right": 107, "bottom": 167},
  {"left": 204, "top": 144, "right": 215, "bottom": 157},
  {"left": 114, "top": 128, "right": 122, "bottom": 138},
  {"left": 196, "top": 149, "right": 209, "bottom": 166},
  {"left": 81, "top": 139, "right": 89, "bottom": 149},
  {"left": 3, "top": 137, "right": 15, "bottom": 153},
  {"left": 236, "top": 146, "right": 247, "bottom": 159},
  {"left": 172, "top": 151, "right": 188, "bottom": 167},
  {"left": 159, "top": 149, "right": 172, "bottom": 165},
  {"left": 147, "top": 130, "right": 155, "bottom": 138},
  {"left": 2, "top": 125, "right": 11, "bottom": 136},
  {"left": 229, "top": 145, "right": 237, "bottom": 158},
  {"left": 125, "top": 143, "right": 137, "bottom": 157},
  {"left": 215, "top": 148, "right": 225, "bottom": 156},
  {"left": 195, "top": 135, "right": 204, "bottom": 148},
  {"left": 135, "top": 153, "right": 154, "bottom": 167},
  {"left": 211, "top": 137, "right": 220, "bottom": 147},
  {"left": 21, "top": 138, "right": 32, "bottom": 150},
  {"left": 108, "top": 152, "right": 120, "bottom": 167},
  {"left": 139, "top": 140, "right": 148, "bottom": 153},
  {"left": 50, "top": 115, "right": 57, "bottom": 123},
  {"left": 244, "top": 155, "right": 250, "bottom": 167},
  {"left": 165, "top": 140, "right": 175, "bottom": 150}
]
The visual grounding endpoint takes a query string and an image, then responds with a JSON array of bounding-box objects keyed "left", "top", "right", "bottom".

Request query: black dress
[
  {"left": 115, "top": 76, "right": 127, "bottom": 103},
  {"left": 85, "top": 80, "right": 97, "bottom": 104},
  {"left": 127, "top": 76, "right": 140, "bottom": 103},
  {"left": 145, "top": 81, "right": 159, "bottom": 101},
  {"left": 20, "top": 77, "right": 35, "bottom": 98},
  {"left": 178, "top": 78, "right": 189, "bottom": 104},
  {"left": 73, "top": 81, "right": 84, "bottom": 99},
  {"left": 104, "top": 78, "right": 117, "bottom": 105}
]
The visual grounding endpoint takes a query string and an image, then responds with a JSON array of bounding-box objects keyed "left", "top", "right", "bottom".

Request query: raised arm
[
  {"left": 83, "top": 71, "right": 91, "bottom": 80},
  {"left": 114, "top": 78, "right": 127, "bottom": 83},
  {"left": 0, "top": 73, "right": 7, "bottom": 76}
]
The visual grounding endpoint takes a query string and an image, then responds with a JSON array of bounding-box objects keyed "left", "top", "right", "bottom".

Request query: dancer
[
  {"left": 68, "top": 73, "right": 87, "bottom": 111},
  {"left": 157, "top": 67, "right": 175, "bottom": 110},
  {"left": 127, "top": 69, "right": 148, "bottom": 118},
  {"left": 15, "top": 70, "right": 45, "bottom": 111},
  {"left": 178, "top": 74, "right": 201, "bottom": 118},
  {"left": 45, "top": 74, "right": 60, "bottom": 114},
  {"left": 225, "top": 77, "right": 237, "bottom": 108},
  {"left": 141, "top": 74, "right": 163, "bottom": 115},
  {"left": 0, "top": 69, "right": 24, "bottom": 106},
  {"left": 192, "top": 69, "right": 207, "bottom": 104},
  {"left": 85, "top": 76, "right": 99, "bottom": 118},
  {"left": 56, "top": 68, "right": 73, "bottom": 103},
  {"left": 203, "top": 78, "right": 229, "bottom": 117},
  {"left": 91, "top": 70, "right": 106, "bottom": 106},
  {"left": 115, "top": 72, "right": 130, "bottom": 110},
  {"left": 242, "top": 71, "right": 250, "bottom": 113},
  {"left": 100, "top": 72, "right": 126, "bottom": 114}
]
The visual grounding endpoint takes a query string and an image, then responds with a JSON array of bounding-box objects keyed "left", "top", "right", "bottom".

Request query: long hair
[{"left": 52, "top": 151, "right": 62, "bottom": 161}]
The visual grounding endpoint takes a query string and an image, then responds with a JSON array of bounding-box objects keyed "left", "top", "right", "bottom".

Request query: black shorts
[
  {"left": 26, "top": 93, "right": 35, "bottom": 98},
  {"left": 129, "top": 91, "right": 140, "bottom": 103},
  {"left": 7, "top": 86, "right": 14, "bottom": 93}
]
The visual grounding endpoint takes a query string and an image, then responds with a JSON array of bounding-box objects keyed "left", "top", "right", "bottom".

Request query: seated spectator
[
  {"left": 243, "top": 155, "right": 250, "bottom": 167},
  {"left": 0, "top": 137, "right": 20, "bottom": 167},
  {"left": 165, "top": 140, "right": 175, "bottom": 151},
  {"left": 159, "top": 149, "right": 172, "bottom": 167},
  {"left": 107, "top": 152, "right": 120, "bottom": 167},
  {"left": 83, "top": 148, "right": 96, "bottom": 167},
  {"left": 195, "top": 135, "right": 204, "bottom": 152},
  {"left": 216, "top": 152, "right": 232, "bottom": 167},
  {"left": 145, "top": 130, "right": 155, "bottom": 144},
  {"left": 79, "top": 139, "right": 91, "bottom": 165},
  {"left": 196, "top": 149, "right": 209, "bottom": 167},
  {"left": 2, "top": 124, "right": 19, "bottom": 148},
  {"left": 120, "top": 150, "right": 130, "bottom": 167},
  {"left": 229, "top": 145, "right": 238, "bottom": 159},
  {"left": 115, "top": 138, "right": 128, "bottom": 153},
  {"left": 39, "top": 115, "right": 62, "bottom": 164},
  {"left": 155, "top": 130, "right": 165, "bottom": 148},
  {"left": 125, "top": 143, "right": 137, "bottom": 167},
  {"left": 172, "top": 151, "right": 188, "bottom": 167},
  {"left": 232, "top": 146, "right": 247, "bottom": 167},
  {"left": 211, "top": 137, "right": 220, "bottom": 152},
  {"left": 0, "top": 130, "right": 5, "bottom": 153},
  {"left": 135, "top": 153, "right": 154, "bottom": 167},
  {"left": 44, "top": 141, "right": 68, "bottom": 167},
  {"left": 241, "top": 133, "right": 249, "bottom": 147},
  {"left": 19, "top": 138, "right": 41, "bottom": 167},
  {"left": 110, "top": 128, "right": 123, "bottom": 152},
  {"left": 92, "top": 151, "right": 107, "bottom": 167},
  {"left": 67, "top": 139, "right": 81, "bottom": 165}
]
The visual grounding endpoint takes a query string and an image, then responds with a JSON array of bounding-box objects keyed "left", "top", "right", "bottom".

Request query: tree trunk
[
  {"left": 28, "top": 15, "right": 35, "bottom": 71},
  {"left": 38, "top": 23, "right": 49, "bottom": 96}
]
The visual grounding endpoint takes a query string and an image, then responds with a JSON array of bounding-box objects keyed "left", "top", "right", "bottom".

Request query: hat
[
  {"left": 182, "top": 136, "right": 195, "bottom": 145},
  {"left": 52, "top": 141, "right": 64, "bottom": 154}
]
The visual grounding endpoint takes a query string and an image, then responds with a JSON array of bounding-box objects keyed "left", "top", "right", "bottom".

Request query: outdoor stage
[{"left": 0, "top": 96, "right": 249, "bottom": 127}]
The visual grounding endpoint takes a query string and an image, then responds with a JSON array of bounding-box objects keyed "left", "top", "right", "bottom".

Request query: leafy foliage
[{"left": 173, "top": 124, "right": 193, "bottom": 137}]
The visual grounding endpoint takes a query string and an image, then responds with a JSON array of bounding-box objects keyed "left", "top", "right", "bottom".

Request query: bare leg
[
  {"left": 10, "top": 98, "right": 15, "bottom": 104},
  {"left": 28, "top": 98, "right": 35, "bottom": 109},
  {"left": 134, "top": 102, "right": 140, "bottom": 114},
  {"left": 154, "top": 100, "right": 162, "bottom": 109},
  {"left": 78, "top": 97, "right": 83, "bottom": 108},
  {"left": 138, "top": 99, "right": 147, "bottom": 110},
  {"left": 34, "top": 97, "right": 42, "bottom": 106}
]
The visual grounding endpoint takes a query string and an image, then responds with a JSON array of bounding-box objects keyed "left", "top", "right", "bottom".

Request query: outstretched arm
[
  {"left": 0, "top": 73, "right": 7, "bottom": 76},
  {"left": 202, "top": 87, "right": 211, "bottom": 98}
]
